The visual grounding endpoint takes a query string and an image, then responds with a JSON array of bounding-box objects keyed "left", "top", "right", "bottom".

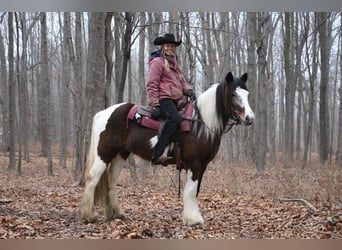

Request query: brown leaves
[{"left": 0, "top": 155, "right": 342, "bottom": 239}]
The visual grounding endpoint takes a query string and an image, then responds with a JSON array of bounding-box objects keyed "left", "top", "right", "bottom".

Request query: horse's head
[{"left": 225, "top": 72, "right": 255, "bottom": 126}]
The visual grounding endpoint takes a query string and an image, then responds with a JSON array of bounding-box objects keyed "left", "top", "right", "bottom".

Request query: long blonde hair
[{"left": 161, "top": 45, "right": 184, "bottom": 75}]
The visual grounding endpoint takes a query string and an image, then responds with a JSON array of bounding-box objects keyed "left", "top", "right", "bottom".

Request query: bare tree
[
  {"left": 84, "top": 12, "right": 106, "bottom": 158},
  {"left": 284, "top": 12, "right": 295, "bottom": 165},
  {"left": 246, "top": 12, "right": 257, "bottom": 162},
  {"left": 117, "top": 12, "right": 135, "bottom": 103},
  {"left": 59, "top": 12, "right": 71, "bottom": 168},
  {"left": 105, "top": 12, "right": 114, "bottom": 107},
  {"left": 302, "top": 13, "right": 318, "bottom": 170},
  {"left": 337, "top": 13, "right": 342, "bottom": 167},
  {"left": 255, "top": 13, "right": 270, "bottom": 176},
  {"left": 318, "top": 12, "right": 330, "bottom": 164},
  {"left": 64, "top": 12, "right": 86, "bottom": 182},
  {"left": 0, "top": 24, "right": 9, "bottom": 153},
  {"left": 7, "top": 12, "right": 16, "bottom": 171},
  {"left": 139, "top": 12, "right": 147, "bottom": 106},
  {"left": 40, "top": 12, "right": 53, "bottom": 175}
]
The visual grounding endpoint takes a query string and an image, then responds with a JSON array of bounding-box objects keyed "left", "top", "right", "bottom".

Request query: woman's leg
[{"left": 152, "top": 99, "right": 181, "bottom": 164}]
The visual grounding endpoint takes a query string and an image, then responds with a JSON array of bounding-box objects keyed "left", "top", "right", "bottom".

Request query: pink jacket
[{"left": 146, "top": 56, "right": 191, "bottom": 107}]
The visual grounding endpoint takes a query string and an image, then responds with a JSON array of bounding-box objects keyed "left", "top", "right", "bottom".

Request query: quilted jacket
[{"left": 146, "top": 52, "right": 191, "bottom": 107}]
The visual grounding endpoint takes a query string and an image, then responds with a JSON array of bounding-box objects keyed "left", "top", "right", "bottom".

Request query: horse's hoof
[
  {"left": 82, "top": 216, "right": 98, "bottom": 224},
  {"left": 182, "top": 215, "right": 204, "bottom": 226},
  {"left": 80, "top": 213, "right": 98, "bottom": 224},
  {"left": 114, "top": 213, "right": 125, "bottom": 220}
]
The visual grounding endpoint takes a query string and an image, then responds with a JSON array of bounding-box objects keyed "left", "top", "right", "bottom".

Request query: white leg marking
[
  {"left": 79, "top": 157, "right": 107, "bottom": 222},
  {"left": 149, "top": 135, "right": 158, "bottom": 148},
  {"left": 80, "top": 103, "right": 127, "bottom": 222},
  {"left": 182, "top": 170, "right": 204, "bottom": 225},
  {"left": 105, "top": 156, "right": 125, "bottom": 219}
]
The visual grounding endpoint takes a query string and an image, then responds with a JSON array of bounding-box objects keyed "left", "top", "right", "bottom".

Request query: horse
[{"left": 79, "top": 72, "right": 255, "bottom": 225}]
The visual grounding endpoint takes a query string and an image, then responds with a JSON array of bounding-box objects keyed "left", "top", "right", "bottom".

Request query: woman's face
[{"left": 163, "top": 43, "right": 176, "bottom": 56}]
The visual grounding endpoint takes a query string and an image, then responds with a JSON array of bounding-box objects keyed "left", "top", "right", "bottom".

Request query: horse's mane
[{"left": 194, "top": 83, "right": 223, "bottom": 140}]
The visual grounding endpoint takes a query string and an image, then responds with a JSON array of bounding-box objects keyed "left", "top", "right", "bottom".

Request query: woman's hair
[{"left": 161, "top": 45, "right": 183, "bottom": 75}]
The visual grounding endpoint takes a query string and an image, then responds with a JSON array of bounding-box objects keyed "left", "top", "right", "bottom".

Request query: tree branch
[{"left": 280, "top": 197, "right": 319, "bottom": 213}]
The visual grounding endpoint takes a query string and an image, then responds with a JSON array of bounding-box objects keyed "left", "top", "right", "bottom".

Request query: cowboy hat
[{"left": 153, "top": 33, "right": 182, "bottom": 46}]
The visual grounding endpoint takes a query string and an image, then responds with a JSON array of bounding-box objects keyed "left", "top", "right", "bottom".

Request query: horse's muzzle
[{"left": 244, "top": 113, "right": 255, "bottom": 126}]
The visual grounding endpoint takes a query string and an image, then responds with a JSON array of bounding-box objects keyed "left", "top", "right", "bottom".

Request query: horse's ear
[
  {"left": 241, "top": 73, "right": 248, "bottom": 83},
  {"left": 226, "top": 72, "right": 234, "bottom": 84}
]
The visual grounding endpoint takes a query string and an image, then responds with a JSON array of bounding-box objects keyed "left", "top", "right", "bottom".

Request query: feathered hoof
[
  {"left": 182, "top": 215, "right": 204, "bottom": 226},
  {"left": 80, "top": 212, "right": 98, "bottom": 224}
]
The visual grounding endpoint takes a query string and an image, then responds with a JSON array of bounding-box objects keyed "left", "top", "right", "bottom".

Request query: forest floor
[{"left": 0, "top": 152, "right": 341, "bottom": 239}]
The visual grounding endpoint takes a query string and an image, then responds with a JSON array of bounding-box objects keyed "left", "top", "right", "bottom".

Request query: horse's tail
[
  {"left": 85, "top": 114, "right": 97, "bottom": 179},
  {"left": 85, "top": 111, "right": 109, "bottom": 205}
]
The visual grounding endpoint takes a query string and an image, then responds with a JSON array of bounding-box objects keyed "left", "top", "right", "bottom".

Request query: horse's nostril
[{"left": 245, "top": 115, "right": 253, "bottom": 125}]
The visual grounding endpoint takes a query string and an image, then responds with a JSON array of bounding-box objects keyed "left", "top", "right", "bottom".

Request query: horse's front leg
[{"left": 182, "top": 169, "right": 204, "bottom": 225}]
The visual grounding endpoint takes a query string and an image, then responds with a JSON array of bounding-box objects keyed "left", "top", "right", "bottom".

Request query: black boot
[{"left": 151, "top": 99, "right": 181, "bottom": 166}]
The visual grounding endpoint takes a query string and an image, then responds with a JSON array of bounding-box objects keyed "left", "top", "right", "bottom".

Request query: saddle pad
[{"left": 127, "top": 103, "right": 193, "bottom": 132}]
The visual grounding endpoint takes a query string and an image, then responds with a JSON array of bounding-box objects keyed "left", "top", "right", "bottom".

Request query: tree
[
  {"left": 318, "top": 12, "right": 330, "bottom": 164},
  {"left": 40, "top": 12, "right": 53, "bottom": 175},
  {"left": 7, "top": 12, "right": 16, "bottom": 171},
  {"left": 255, "top": 13, "right": 270, "bottom": 176},
  {"left": 302, "top": 13, "right": 318, "bottom": 170},
  {"left": 64, "top": 12, "right": 86, "bottom": 181},
  {"left": 284, "top": 12, "right": 295, "bottom": 165},
  {"left": 105, "top": 12, "right": 114, "bottom": 107},
  {"left": 59, "top": 12, "right": 71, "bottom": 168},
  {"left": 247, "top": 12, "right": 257, "bottom": 162},
  {"left": 84, "top": 12, "right": 106, "bottom": 177},
  {"left": 0, "top": 21, "right": 9, "bottom": 153},
  {"left": 336, "top": 13, "right": 342, "bottom": 167},
  {"left": 138, "top": 12, "right": 147, "bottom": 105},
  {"left": 117, "top": 12, "right": 135, "bottom": 103}
]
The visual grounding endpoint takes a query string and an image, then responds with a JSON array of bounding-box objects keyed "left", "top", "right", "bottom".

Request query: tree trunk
[
  {"left": 105, "top": 12, "right": 114, "bottom": 107},
  {"left": 15, "top": 12, "right": 22, "bottom": 175},
  {"left": 40, "top": 12, "right": 53, "bottom": 175},
  {"left": 85, "top": 12, "right": 106, "bottom": 160},
  {"left": 284, "top": 12, "right": 295, "bottom": 165},
  {"left": 138, "top": 13, "right": 147, "bottom": 104},
  {"left": 246, "top": 12, "right": 257, "bottom": 162},
  {"left": 65, "top": 12, "right": 86, "bottom": 183},
  {"left": 59, "top": 12, "right": 71, "bottom": 168},
  {"left": 0, "top": 27, "right": 9, "bottom": 153},
  {"left": 336, "top": 14, "right": 342, "bottom": 167},
  {"left": 7, "top": 12, "right": 16, "bottom": 171},
  {"left": 318, "top": 12, "right": 329, "bottom": 164},
  {"left": 117, "top": 12, "right": 134, "bottom": 103},
  {"left": 114, "top": 12, "right": 122, "bottom": 103},
  {"left": 255, "top": 13, "right": 270, "bottom": 176}
]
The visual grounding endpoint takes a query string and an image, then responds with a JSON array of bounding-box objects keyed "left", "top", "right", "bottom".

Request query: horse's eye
[{"left": 231, "top": 93, "right": 236, "bottom": 97}]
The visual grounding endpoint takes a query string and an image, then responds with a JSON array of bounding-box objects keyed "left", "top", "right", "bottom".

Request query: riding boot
[{"left": 151, "top": 99, "right": 181, "bottom": 166}]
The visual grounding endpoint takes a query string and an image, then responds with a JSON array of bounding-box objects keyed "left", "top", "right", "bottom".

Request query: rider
[{"left": 146, "top": 33, "right": 195, "bottom": 165}]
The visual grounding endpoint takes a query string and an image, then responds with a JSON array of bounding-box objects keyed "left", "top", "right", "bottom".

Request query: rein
[{"left": 184, "top": 100, "right": 239, "bottom": 135}]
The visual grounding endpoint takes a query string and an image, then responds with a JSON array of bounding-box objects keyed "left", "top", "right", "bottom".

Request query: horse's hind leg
[
  {"left": 79, "top": 158, "right": 107, "bottom": 223},
  {"left": 104, "top": 155, "right": 126, "bottom": 220}
]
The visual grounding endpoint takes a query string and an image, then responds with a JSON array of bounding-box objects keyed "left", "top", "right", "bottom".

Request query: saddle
[{"left": 127, "top": 102, "right": 194, "bottom": 132}]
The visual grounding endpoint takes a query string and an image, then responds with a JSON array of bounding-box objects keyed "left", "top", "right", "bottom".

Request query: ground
[{"left": 0, "top": 153, "right": 341, "bottom": 239}]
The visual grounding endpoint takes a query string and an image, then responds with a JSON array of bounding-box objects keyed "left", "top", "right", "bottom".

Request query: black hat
[{"left": 153, "top": 33, "right": 182, "bottom": 46}]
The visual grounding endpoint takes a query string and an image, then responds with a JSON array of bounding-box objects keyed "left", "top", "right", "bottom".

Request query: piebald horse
[{"left": 79, "top": 72, "right": 255, "bottom": 225}]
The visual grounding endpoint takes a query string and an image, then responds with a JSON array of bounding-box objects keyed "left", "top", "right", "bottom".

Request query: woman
[{"left": 146, "top": 33, "right": 194, "bottom": 165}]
